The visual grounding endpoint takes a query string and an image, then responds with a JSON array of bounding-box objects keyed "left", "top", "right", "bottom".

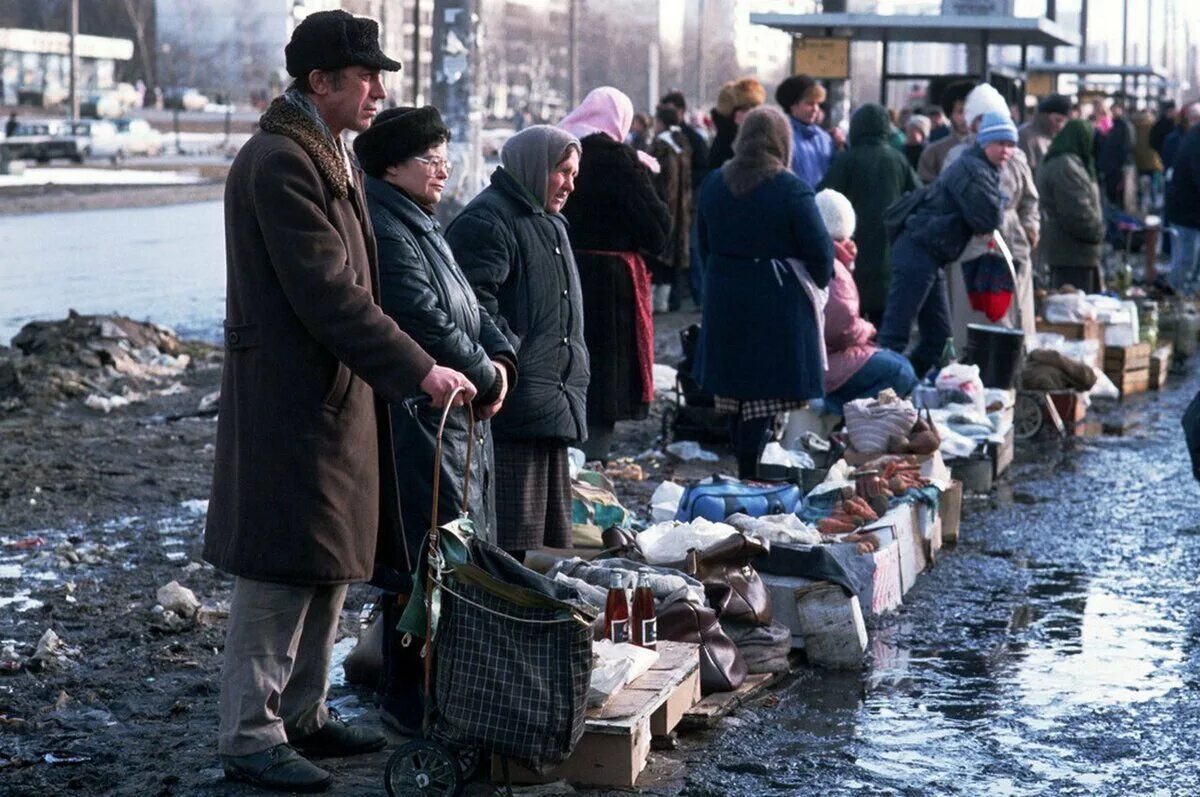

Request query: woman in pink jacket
[{"left": 817, "top": 189, "right": 918, "bottom": 414}]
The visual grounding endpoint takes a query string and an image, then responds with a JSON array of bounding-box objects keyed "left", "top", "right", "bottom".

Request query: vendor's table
[{"left": 762, "top": 495, "right": 951, "bottom": 668}]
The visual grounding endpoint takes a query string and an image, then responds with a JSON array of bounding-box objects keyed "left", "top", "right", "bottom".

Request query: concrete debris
[
  {"left": 156, "top": 581, "right": 200, "bottom": 619},
  {"left": 30, "top": 629, "right": 79, "bottom": 669},
  {"left": 0, "top": 312, "right": 216, "bottom": 412}
]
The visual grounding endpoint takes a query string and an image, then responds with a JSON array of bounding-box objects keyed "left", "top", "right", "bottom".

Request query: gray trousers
[{"left": 217, "top": 577, "right": 348, "bottom": 757}]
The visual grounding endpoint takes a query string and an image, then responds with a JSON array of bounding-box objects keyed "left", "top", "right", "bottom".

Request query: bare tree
[{"left": 117, "top": 0, "right": 157, "bottom": 103}]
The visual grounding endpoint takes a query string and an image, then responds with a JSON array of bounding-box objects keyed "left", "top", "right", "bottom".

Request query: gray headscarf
[
  {"left": 500, "top": 124, "right": 582, "bottom": 209},
  {"left": 721, "top": 105, "right": 793, "bottom": 198}
]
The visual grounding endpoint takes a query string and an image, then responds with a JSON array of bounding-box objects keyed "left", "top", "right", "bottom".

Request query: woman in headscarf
[
  {"left": 693, "top": 105, "right": 834, "bottom": 478},
  {"left": 559, "top": 86, "right": 671, "bottom": 462},
  {"left": 1036, "top": 119, "right": 1105, "bottom": 292},
  {"left": 353, "top": 106, "right": 517, "bottom": 732},
  {"left": 444, "top": 125, "right": 589, "bottom": 561}
]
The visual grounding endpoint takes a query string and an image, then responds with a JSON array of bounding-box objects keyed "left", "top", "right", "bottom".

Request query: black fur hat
[
  {"left": 353, "top": 106, "right": 451, "bottom": 178},
  {"left": 285, "top": 10, "right": 402, "bottom": 78}
]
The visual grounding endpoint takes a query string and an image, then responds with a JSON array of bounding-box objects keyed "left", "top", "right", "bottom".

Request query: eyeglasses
[{"left": 412, "top": 155, "right": 452, "bottom": 175}]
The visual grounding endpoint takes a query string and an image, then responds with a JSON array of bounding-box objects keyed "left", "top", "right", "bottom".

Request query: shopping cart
[{"left": 383, "top": 388, "right": 594, "bottom": 797}]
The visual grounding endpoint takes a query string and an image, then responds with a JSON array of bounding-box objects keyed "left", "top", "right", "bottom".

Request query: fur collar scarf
[{"left": 259, "top": 95, "right": 350, "bottom": 199}]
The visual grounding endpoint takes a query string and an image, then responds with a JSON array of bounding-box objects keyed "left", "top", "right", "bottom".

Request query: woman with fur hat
[
  {"left": 445, "top": 124, "right": 589, "bottom": 560},
  {"left": 708, "top": 76, "right": 767, "bottom": 171},
  {"left": 815, "top": 189, "right": 917, "bottom": 414},
  {"left": 693, "top": 105, "right": 834, "bottom": 477},
  {"left": 559, "top": 86, "right": 671, "bottom": 462},
  {"left": 353, "top": 105, "right": 517, "bottom": 732}
]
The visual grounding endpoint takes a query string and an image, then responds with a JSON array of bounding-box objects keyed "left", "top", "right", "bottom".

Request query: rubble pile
[{"left": 0, "top": 311, "right": 218, "bottom": 412}]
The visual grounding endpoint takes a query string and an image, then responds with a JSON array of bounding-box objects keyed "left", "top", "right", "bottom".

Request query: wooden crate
[
  {"left": 1103, "top": 342, "right": 1151, "bottom": 373},
  {"left": 991, "top": 427, "right": 1015, "bottom": 478},
  {"left": 1037, "top": 319, "right": 1105, "bottom": 366},
  {"left": 1149, "top": 343, "right": 1173, "bottom": 390},
  {"left": 1109, "top": 368, "right": 1151, "bottom": 397},
  {"left": 939, "top": 479, "right": 963, "bottom": 544},
  {"left": 496, "top": 641, "right": 700, "bottom": 788}
]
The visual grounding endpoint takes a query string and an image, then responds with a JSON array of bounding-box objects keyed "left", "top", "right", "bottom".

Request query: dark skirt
[
  {"left": 575, "top": 250, "right": 652, "bottom": 424},
  {"left": 493, "top": 439, "right": 573, "bottom": 552}
]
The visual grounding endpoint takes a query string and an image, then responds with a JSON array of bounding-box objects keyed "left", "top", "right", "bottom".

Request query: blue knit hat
[{"left": 976, "top": 111, "right": 1017, "bottom": 145}]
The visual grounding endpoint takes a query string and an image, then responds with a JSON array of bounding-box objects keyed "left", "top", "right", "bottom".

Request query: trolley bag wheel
[
  {"left": 452, "top": 744, "right": 482, "bottom": 782},
  {"left": 384, "top": 739, "right": 464, "bottom": 797},
  {"left": 1013, "top": 392, "right": 1044, "bottom": 440}
]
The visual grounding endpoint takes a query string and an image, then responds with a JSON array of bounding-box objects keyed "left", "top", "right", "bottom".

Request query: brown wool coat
[{"left": 203, "top": 99, "right": 435, "bottom": 585}]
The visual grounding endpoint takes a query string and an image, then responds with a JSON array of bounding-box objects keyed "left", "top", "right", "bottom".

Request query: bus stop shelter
[
  {"left": 1023, "top": 62, "right": 1170, "bottom": 104},
  {"left": 749, "top": 13, "right": 1080, "bottom": 105}
]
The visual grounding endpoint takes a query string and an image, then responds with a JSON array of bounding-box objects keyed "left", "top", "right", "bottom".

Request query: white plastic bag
[
  {"left": 588, "top": 640, "right": 660, "bottom": 707},
  {"left": 935, "top": 363, "right": 986, "bottom": 413},
  {"left": 759, "top": 442, "right": 815, "bottom": 470},
  {"left": 649, "top": 481, "right": 686, "bottom": 523},
  {"left": 636, "top": 518, "right": 739, "bottom": 564},
  {"left": 1088, "top": 367, "right": 1120, "bottom": 400},
  {"left": 842, "top": 392, "right": 918, "bottom": 454},
  {"left": 665, "top": 440, "right": 720, "bottom": 462}
]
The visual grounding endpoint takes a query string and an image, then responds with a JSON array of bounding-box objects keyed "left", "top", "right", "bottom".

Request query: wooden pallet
[
  {"left": 678, "top": 672, "right": 783, "bottom": 730},
  {"left": 495, "top": 641, "right": 700, "bottom": 788}
]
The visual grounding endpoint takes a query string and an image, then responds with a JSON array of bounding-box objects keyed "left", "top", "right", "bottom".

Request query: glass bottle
[
  {"left": 631, "top": 571, "right": 657, "bottom": 650},
  {"left": 604, "top": 571, "right": 630, "bottom": 644},
  {"left": 939, "top": 336, "right": 958, "bottom": 368}
]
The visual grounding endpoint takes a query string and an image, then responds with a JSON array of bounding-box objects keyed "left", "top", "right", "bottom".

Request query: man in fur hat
[{"left": 205, "top": 9, "right": 475, "bottom": 792}]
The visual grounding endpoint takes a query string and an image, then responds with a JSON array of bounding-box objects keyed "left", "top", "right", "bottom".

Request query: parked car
[
  {"left": 112, "top": 118, "right": 164, "bottom": 157},
  {"left": 1, "top": 119, "right": 78, "bottom": 163},
  {"left": 60, "top": 119, "right": 121, "bottom": 161}
]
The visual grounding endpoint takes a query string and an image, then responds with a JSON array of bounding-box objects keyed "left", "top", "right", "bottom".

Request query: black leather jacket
[{"left": 365, "top": 175, "right": 516, "bottom": 562}]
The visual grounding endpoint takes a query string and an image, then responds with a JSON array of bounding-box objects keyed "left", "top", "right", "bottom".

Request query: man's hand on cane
[{"left": 420, "top": 365, "right": 476, "bottom": 408}]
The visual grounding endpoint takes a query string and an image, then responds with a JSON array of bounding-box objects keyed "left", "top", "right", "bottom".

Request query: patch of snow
[{"left": 0, "top": 166, "right": 203, "bottom": 187}]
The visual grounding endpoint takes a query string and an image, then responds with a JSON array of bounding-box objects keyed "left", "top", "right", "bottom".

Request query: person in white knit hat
[
  {"left": 814, "top": 188, "right": 917, "bottom": 414},
  {"left": 939, "top": 85, "right": 1040, "bottom": 347}
]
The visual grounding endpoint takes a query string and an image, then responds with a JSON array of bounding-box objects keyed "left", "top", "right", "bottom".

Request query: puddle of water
[
  {"left": 180, "top": 499, "right": 209, "bottom": 516},
  {"left": 1014, "top": 588, "right": 1183, "bottom": 713},
  {"left": 327, "top": 636, "right": 358, "bottom": 688}
]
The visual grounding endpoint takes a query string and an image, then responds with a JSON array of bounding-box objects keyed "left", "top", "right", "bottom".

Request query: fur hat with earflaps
[{"left": 285, "top": 10, "right": 402, "bottom": 77}]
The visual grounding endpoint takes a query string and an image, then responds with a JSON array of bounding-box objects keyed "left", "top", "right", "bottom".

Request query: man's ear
[{"left": 307, "top": 69, "right": 331, "bottom": 96}]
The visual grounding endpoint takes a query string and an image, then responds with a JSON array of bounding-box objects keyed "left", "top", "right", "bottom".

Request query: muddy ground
[{"left": 0, "top": 311, "right": 722, "bottom": 796}]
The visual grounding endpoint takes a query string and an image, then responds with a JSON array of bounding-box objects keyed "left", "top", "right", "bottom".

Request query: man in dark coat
[
  {"left": 204, "top": 11, "right": 474, "bottom": 792},
  {"left": 660, "top": 90, "right": 709, "bottom": 204},
  {"left": 1166, "top": 119, "right": 1200, "bottom": 292},
  {"left": 648, "top": 103, "right": 694, "bottom": 312},
  {"left": 821, "top": 103, "right": 920, "bottom": 325},
  {"left": 1097, "top": 101, "right": 1136, "bottom": 209}
]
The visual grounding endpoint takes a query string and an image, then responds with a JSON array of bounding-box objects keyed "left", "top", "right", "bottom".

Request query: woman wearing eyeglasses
[{"left": 353, "top": 106, "right": 516, "bottom": 732}]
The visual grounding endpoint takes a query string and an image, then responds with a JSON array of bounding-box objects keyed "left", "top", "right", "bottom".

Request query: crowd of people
[{"left": 199, "top": 10, "right": 1200, "bottom": 793}]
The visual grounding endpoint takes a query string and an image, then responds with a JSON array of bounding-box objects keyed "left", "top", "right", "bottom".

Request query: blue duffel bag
[{"left": 675, "top": 476, "right": 803, "bottom": 523}]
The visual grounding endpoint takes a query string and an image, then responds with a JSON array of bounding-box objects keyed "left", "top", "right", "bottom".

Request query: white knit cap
[
  {"left": 964, "top": 83, "right": 1010, "bottom": 125},
  {"left": 816, "top": 188, "right": 856, "bottom": 241}
]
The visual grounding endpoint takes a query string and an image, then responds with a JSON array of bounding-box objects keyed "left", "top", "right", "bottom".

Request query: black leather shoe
[
  {"left": 221, "top": 743, "right": 332, "bottom": 793},
  {"left": 291, "top": 716, "right": 388, "bottom": 758}
]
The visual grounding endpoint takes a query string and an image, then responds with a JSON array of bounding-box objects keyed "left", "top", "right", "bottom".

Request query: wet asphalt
[{"left": 675, "top": 370, "right": 1200, "bottom": 797}]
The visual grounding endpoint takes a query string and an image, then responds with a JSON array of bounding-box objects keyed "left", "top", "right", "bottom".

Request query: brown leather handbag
[
  {"left": 675, "top": 533, "right": 773, "bottom": 627},
  {"left": 657, "top": 600, "right": 748, "bottom": 694}
]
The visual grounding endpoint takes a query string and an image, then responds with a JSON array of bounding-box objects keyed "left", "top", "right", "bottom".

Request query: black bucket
[{"left": 964, "top": 323, "right": 1025, "bottom": 389}]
